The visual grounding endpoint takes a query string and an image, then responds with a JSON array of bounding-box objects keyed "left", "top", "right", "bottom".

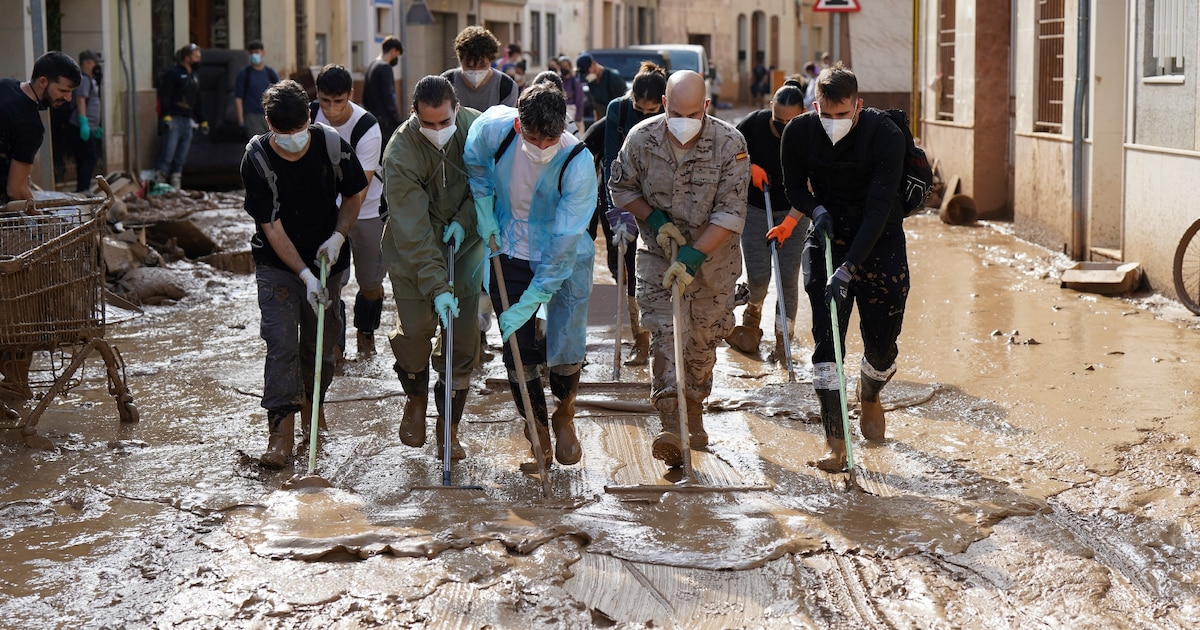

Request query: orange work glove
[
  {"left": 750, "top": 164, "right": 769, "bottom": 191},
  {"left": 765, "top": 214, "right": 799, "bottom": 246}
]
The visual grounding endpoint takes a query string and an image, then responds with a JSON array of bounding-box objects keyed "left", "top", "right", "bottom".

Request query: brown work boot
[
  {"left": 260, "top": 412, "right": 295, "bottom": 468},
  {"left": 625, "top": 331, "right": 650, "bottom": 366},
  {"left": 511, "top": 375, "right": 552, "bottom": 469},
  {"left": 549, "top": 371, "right": 582, "bottom": 465},
  {"left": 811, "top": 438, "right": 848, "bottom": 472},
  {"left": 433, "top": 382, "right": 467, "bottom": 460},
  {"left": 726, "top": 302, "right": 763, "bottom": 354},
  {"left": 685, "top": 398, "right": 708, "bottom": 449},
  {"left": 858, "top": 370, "right": 891, "bottom": 441},
  {"left": 299, "top": 399, "right": 327, "bottom": 440},
  {"left": 396, "top": 367, "right": 429, "bottom": 447},
  {"left": 357, "top": 331, "right": 376, "bottom": 358},
  {"left": 651, "top": 399, "right": 684, "bottom": 468}
]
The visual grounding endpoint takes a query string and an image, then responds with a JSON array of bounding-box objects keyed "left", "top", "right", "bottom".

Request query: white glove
[
  {"left": 299, "top": 268, "right": 327, "bottom": 313},
  {"left": 315, "top": 231, "right": 346, "bottom": 267}
]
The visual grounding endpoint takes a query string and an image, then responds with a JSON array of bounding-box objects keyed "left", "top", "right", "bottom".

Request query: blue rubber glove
[
  {"left": 826, "top": 262, "right": 854, "bottom": 314},
  {"left": 91, "top": 126, "right": 103, "bottom": 141},
  {"left": 498, "top": 287, "right": 552, "bottom": 342},
  {"left": 812, "top": 205, "right": 833, "bottom": 238},
  {"left": 442, "top": 220, "right": 465, "bottom": 247},
  {"left": 662, "top": 245, "right": 707, "bottom": 292},
  {"left": 78, "top": 116, "right": 90, "bottom": 142},
  {"left": 606, "top": 206, "right": 636, "bottom": 246},
  {"left": 475, "top": 195, "right": 500, "bottom": 248},
  {"left": 433, "top": 291, "right": 459, "bottom": 329}
]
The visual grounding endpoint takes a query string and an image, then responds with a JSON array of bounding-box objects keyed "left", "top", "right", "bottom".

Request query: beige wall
[{"left": 1122, "top": 147, "right": 1200, "bottom": 295}]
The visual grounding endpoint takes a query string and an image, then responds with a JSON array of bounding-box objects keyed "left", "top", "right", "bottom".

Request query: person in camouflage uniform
[{"left": 607, "top": 71, "right": 750, "bottom": 469}]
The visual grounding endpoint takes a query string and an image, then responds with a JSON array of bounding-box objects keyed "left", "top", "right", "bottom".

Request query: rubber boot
[
  {"left": 548, "top": 370, "right": 582, "bottom": 465},
  {"left": 433, "top": 380, "right": 467, "bottom": 460},
  {"left": 260, "top": 411, "right": 295, "bottom": 468},
  {"left": 624, "top": 300, "right": 650, "bottom": 366},
  {"left": 810, "top": 389, "right": 848, "bottom": 472},
  {"left": 651, "top": 398, "right": 684, "bottom": 468},
  {"left": 299, "top": 398, "right": 328, "bottom": 438},
  {"left": 510, "top": 375, "right": 552, "bottom": 467},
  {"left": 685, "top": 398, "right": 708, "bottom": 449},
  {"left": 858, "top": 371, "right": 891, "bottom": 441},
  {"left": 396, "top": 366, "right": 428, "bottom": 447},
  {"left": 726, "top": 302, "right": 764, "bottom": 354}
]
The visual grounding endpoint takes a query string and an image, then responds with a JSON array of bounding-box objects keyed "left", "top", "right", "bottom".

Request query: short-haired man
[
  {"left": 0, "top": 51, "right": 80, "bottom": 418},
  {"left": 777, "top": 62, "right": 908, "bottom": 471},
  {"left": 156, "top": 44, "right": 208, "bottom": 190},
  {"left": 240, "top": 80, "right": 368, "bottom": 468},
  {"left": 313, "top": 64, "right": 386, "bottom": 360},
  {"left": 383, "top": 75, "right": 483, "bottom": 458},
  {"left": 444, "top": 26, "right": 518, "bottom": 113},
  {"left": 577, "top": 53, "right": 625, "bottom": 122},
  {"left": 464, "top": 83, "right": 598, "bottom": 468},
  {"left": 235, "top": 40, "right": 279, "bottom": 138},
  {"left": 363, "top": 36, "right": 404, "bottom": 145},
  {"left": 608, "top": 70, "right": 750, "bottom": 470}
]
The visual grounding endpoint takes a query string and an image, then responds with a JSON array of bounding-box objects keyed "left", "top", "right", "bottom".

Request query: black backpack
[
  {"left": 875, "top": 108, "right": 933, "bottom": 216},
  {"left": 493, "top": 126, "right": 588, "bottom": 194},
  {"left": 308, "top": 102, "right": 388, "bottom": 218}
]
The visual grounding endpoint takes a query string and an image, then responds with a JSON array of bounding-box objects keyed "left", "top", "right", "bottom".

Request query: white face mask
[
  {"left": 821, "top": 117, "right": 854, "bottom": 145},
  {"left": 275, "top": 128, "right": 309, "bottom": 153},
  {"left": 521, "top": 138, "right": 560, "bottom": 165},
  {"left": 463, "top": 69, "right": 489, "bottom": 87},
  {"left": 420, "top": 123, "right": 457, "bottom": 149},
  {"left": 667, "top": 117, "right": 703, "bottom": 144}
]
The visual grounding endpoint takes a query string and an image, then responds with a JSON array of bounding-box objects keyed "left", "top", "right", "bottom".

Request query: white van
[{"left": 630, "top": 44, "right": 711, "bottom": 97}]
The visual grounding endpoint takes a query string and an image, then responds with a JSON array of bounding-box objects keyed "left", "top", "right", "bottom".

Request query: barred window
[
  {"left": 531, "top": 11, "right": 541, "bottom": 64},
  {"left": 936, "top": 0, "right": 956, "bottom": 121},
  {"left": 1034, "top": 0, "right": 1065, "bottom": 133},
  {"left": 1149, "top": 0, "right": 1186, "bottom": 77}
]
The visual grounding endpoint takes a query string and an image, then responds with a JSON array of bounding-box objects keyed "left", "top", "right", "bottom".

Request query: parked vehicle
[
  {"left": 630, "top": 44, "right": 711, "bottom": 98},
  {"left": 578, "top": 47, "right": 673, "bottom": 128}
]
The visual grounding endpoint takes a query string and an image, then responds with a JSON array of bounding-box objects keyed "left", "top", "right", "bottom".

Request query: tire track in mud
[
  {"left": 803, "top": 553, "right": 895, "bottom": 628},
  {"left": 932, "top": 556, "right": 1052, "bottom": 629}
]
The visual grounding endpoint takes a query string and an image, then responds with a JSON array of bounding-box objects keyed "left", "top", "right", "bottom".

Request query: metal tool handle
[
  {"left": 822, "top": 232, "right": 856, "bottom": 476},
  {"left": 442, "top": 238, "right": 456, "bottom": 485},
  {"left": 762, "top": 183, "right": 796, "bottom": 382},
  {"left": 613, "top": 239, "right": 626, "bottom": 380}
]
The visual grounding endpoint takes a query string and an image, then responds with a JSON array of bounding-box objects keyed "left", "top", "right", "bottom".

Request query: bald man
[{"left": 608, "top": 71, "right": 750, "bottom": 469}]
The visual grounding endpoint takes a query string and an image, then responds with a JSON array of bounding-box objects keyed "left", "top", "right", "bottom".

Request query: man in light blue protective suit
[{"left": 464, "top": 82, "right": 598, "bottom": 469}]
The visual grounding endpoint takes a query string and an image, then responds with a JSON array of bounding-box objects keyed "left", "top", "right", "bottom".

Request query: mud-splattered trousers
[
  {"left": 256, "top": 264, "right": 345, "bottom": 415},
  {"left": 803, "top": 224, "right": 909, "bottom": 438}
]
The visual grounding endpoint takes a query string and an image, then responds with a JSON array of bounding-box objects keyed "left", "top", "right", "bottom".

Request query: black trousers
[
  {"left": 803, "top": 225, "right": 909, "bottom": 374},
  {"left": 74, "top": 135, "right": 100, "bottom": 192},
  {"left": 489, "top": 254, "right": 544, "bottom": 371}
]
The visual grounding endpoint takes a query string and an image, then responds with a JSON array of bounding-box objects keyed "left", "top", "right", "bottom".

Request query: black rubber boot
[
  {"left": 811, "top": 389, "right": 848, "bottom": 472},
  {"left": 396, "top": 365, "right": 429, "bottom": 447},
  {"left": 433, "top": 379, "right": 468, "bottom": 460},
  {"left": 510, "top": 375, "right": 552, "bottom": 467},
  {"left": 548, "top": 370, "right": 582, "bottom": 465}
]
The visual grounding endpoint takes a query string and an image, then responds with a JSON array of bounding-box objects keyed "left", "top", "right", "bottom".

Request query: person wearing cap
[
  {"left": 577, "top": 53, "right": 625, "bottom": 122},
  {"left": 155, "top": 43, "right": 207, "bottom": 190},
  {"left": 557, "top": 56, "right": 585, "bottom": 133},
  {"left": 70, "top": 50, "right": 103, "bottom": 192}
]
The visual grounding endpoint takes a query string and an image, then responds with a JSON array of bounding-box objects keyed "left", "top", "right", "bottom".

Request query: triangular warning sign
[{"left": 813, "top": 0, "right": 862, "bottom": 12}]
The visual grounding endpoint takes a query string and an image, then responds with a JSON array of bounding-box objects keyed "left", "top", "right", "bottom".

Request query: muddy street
[{"left": 2, "top": 211, "right": 1199, "bottom": 628}]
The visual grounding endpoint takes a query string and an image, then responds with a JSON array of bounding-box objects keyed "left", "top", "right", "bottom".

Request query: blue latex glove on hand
[
  {"left": 443, "top": 221, "right": 465, "bottom": 247},
  {"left": 825, "top": 262, "right": 854, "bottom": 314},
  {"left": 78, "top": 116, "right": 90, "bottom": 142},
  {"left": 812, "top": 205, "right": 833, "bottom": 238},
  {"left": 606, "top": 206, "right": 637, "bottom": 246},
  {"left": 299, "top": 268, "right": 327, "bottom": 313},
  {"left": 498, "top": 287, "right": 552, "bottom": 342},
  {"left": 433, "top": 291, "right": 459, "bottom": 329},
  {"left": 91, "top": 126, "right": 103, "bottom": 141},
  {"left": 475, "top": 195, "right": 500, "bottom": 249},
  {"left": 315, "top": 231, "right": 346, "bottom": 267},
  {"left": 662, "top": 245, "right": 707, "bottom": 292}
]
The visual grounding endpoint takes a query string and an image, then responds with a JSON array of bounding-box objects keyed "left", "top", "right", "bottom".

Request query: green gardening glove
[
  {"left": 78, "top": 116, "right": 90, "bottom": 142},
  {"left": 91, "top": 126, "right": 103, "bottom": 141},
  {"left": 498, "top": 287, "right": 551, "bottom": 341},
  {"left": 475, "top": 195, "right": 499, "bottom": 248}
]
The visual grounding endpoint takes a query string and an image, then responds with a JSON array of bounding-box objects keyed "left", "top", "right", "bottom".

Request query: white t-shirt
[
  {"left": 506, "top": 132, "right": 582, "bottom": 261},
  {"left": 315, "top": 102, "right": 384, "bottom": 220}
]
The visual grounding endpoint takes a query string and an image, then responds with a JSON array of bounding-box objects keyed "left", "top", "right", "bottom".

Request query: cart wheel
[
  {"left": 118, "top": 401, "right": 140, "bottom": 424},
  {"left": 1172, "top": 219, "right": 1200, "bottom": 315}
]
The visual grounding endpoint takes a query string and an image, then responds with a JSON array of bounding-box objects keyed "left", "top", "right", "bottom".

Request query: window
[
  {"left": 375, "top": 3, "right": 392, "bottom": 43},
  {"left": 1034, "top": 0, "right": 1065, "bottom": 133},
  {"left": 936, "top": 0, "right": 956, "bottom": 121},
  {"left": 531, "top": 11, "right": 541, "bottom": 64},
  {"left": 1148, "top": 0, "right": 1186, "bottom": 78},
  {"left": 547, "top": 13, "right": 557, "bottom": 61}
]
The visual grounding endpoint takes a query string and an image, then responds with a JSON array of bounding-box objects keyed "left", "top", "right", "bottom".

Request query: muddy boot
[
  {"left": 260, "top": 411, "right": 295, "bottom": 468},
  {"left": 858, "top": 368, "right": 893, "bottom": 441},
  {"left": 548, "top": 370, "right": 582, "bottom": 465},
  {"left": 357, "top": 332, "right": 376, "bottom": 357},
  {"left": 433, "top": 381, "right": 468, "bottom": 460},
  {"left": 624, "top": 299, "right": 651, "bottom": 366},
  {"left": 766, "top": 318, "right": 794, "bottom": 364},
  {"left": 685, "top": 398, "right": 708, "bottom": 450},
  {"left": 396, "top": 366, "right": 428, "bottom": 447},
  {"left": 510, "top": 374, "right": 552, "bottom": 468},
  {"left": 651, "top": 398, "right": 684, "bottom": 468},
  {"left": 299, "top": 398, "right": 328, "bottom": 438},
  {"left": 353, "top": 293, "right": 383, "bottom": 358},
  {"left": 726, "top": 302, "right": 764, "bottom": 354},
  {"left": 809, "top": 389, "right": 848, "bottom": 472}
]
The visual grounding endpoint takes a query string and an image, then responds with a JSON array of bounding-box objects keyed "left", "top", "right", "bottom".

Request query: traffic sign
[{"left": 813, "top": 0, "right": 861, "bottom": 11}]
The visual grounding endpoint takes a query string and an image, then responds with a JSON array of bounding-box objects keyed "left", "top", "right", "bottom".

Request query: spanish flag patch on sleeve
[{"left": 735, "top": 151, "right": 749, "bottom": 161}]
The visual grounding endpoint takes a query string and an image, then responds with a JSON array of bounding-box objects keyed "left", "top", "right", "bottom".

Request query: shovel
[
  {"left": 822, "top": 232, "right": 859, "bottom": 489},
  {"left": 285, "top": 255, "right": 334, "bottom": 489}
]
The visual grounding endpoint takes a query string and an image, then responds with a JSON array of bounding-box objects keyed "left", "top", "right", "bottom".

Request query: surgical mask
[
  {"left": 275, "top": 128, "right": 310, "bottom": 153},
  {"left": 821, "top": 117, "right": 854, "bottom": 145},
  {"left": 420, "top": 123, "right": 457, "bottom": 149},
  {"left": 249, "top": 53, "right": 263, "bottom": 65},
  {"left": 667, "top": 117, "right": 702, "bottom": 144},
  {"left": 521, "top": 138, "right": 559, "bottom": 165},
  {"left": 586, "top": 73, "right": 597, "bottom": 83},
  {"left": 463, "top": 69, "right": 489, "bottom": 87}
]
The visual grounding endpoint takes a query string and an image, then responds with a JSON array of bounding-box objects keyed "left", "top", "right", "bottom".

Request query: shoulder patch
[{"left": 735, "top": 151, "right": 749, "bottom": 161}]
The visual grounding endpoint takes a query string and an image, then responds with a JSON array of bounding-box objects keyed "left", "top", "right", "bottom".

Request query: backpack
[
  {"left": 494, "top": 126, "right": 588, "bottom": 194},
  {"left": 876, "top": 108, "right": 933, "bottom": 216},
  {"left": 442, "top": 68, "right": 515, "bottom": 103},
  {"left": 307, "top": 102, "right": 388, "bottom": 217},
  {"left": 242, "top": 65, "right": 279, "bottom": 101},
  {"left": 244, "top": 123, "right": 349, "bottom": 222}
]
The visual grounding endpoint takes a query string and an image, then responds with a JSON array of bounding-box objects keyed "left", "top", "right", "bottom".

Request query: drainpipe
[
  {"left": 911, "top": 0, "right": 920, "bottom": 137},
  {"left": 1071, "top": 0, "right": 1091, "bottom": 260},
  {"left": 119, "top": 0, "right": 140, "bottom": 176}
]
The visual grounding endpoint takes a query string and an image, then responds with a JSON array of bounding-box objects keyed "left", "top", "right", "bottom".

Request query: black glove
[
  {"left": 812, "top": 205, "right": 833, "bottom": 238},
  {"left": 825, "top": 262, "right": 854, "bottom": 314}
]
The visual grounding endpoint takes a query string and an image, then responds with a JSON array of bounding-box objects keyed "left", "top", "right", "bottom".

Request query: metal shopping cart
[{"left": 0, "top": 178, "right": 138, "bottom": 449}]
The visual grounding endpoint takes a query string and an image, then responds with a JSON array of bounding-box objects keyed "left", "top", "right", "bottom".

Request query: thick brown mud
[{"left": 2, "top": 212, "right": 1199, "bottom": 627}]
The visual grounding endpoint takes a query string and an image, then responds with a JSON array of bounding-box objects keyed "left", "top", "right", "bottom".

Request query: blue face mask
[
  {"left": 275, "top": 129, "right": 309, "bottom": 153},
  {"left": 250, "top": 53, "right": 263, "bottom": 65}
]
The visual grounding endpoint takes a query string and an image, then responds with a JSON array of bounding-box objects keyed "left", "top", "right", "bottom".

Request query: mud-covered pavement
[{"left": 2, "top": 211, "right": 1199, "bottom": 628}]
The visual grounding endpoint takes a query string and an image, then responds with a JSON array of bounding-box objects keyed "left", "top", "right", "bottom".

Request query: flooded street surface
[{"left": 2, "top": 212, "right": 1199, "bottom": 628}]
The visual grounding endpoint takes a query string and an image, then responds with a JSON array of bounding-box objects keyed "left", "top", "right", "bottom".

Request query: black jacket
[
  {"left": 363, "top": 58, "right": 403, "bottom": 135},
  {"left": 158, "top": 63, "right": 204, "bottom": 122}
]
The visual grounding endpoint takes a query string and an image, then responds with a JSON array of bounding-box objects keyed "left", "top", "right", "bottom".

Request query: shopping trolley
[{"left": 0, "top": 177, "right": 138, "bottom": 449}]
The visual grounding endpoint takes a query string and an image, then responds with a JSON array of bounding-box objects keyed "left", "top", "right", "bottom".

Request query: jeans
[{"left": 156, "top": 117, "right": 194, "bottom": 176}]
